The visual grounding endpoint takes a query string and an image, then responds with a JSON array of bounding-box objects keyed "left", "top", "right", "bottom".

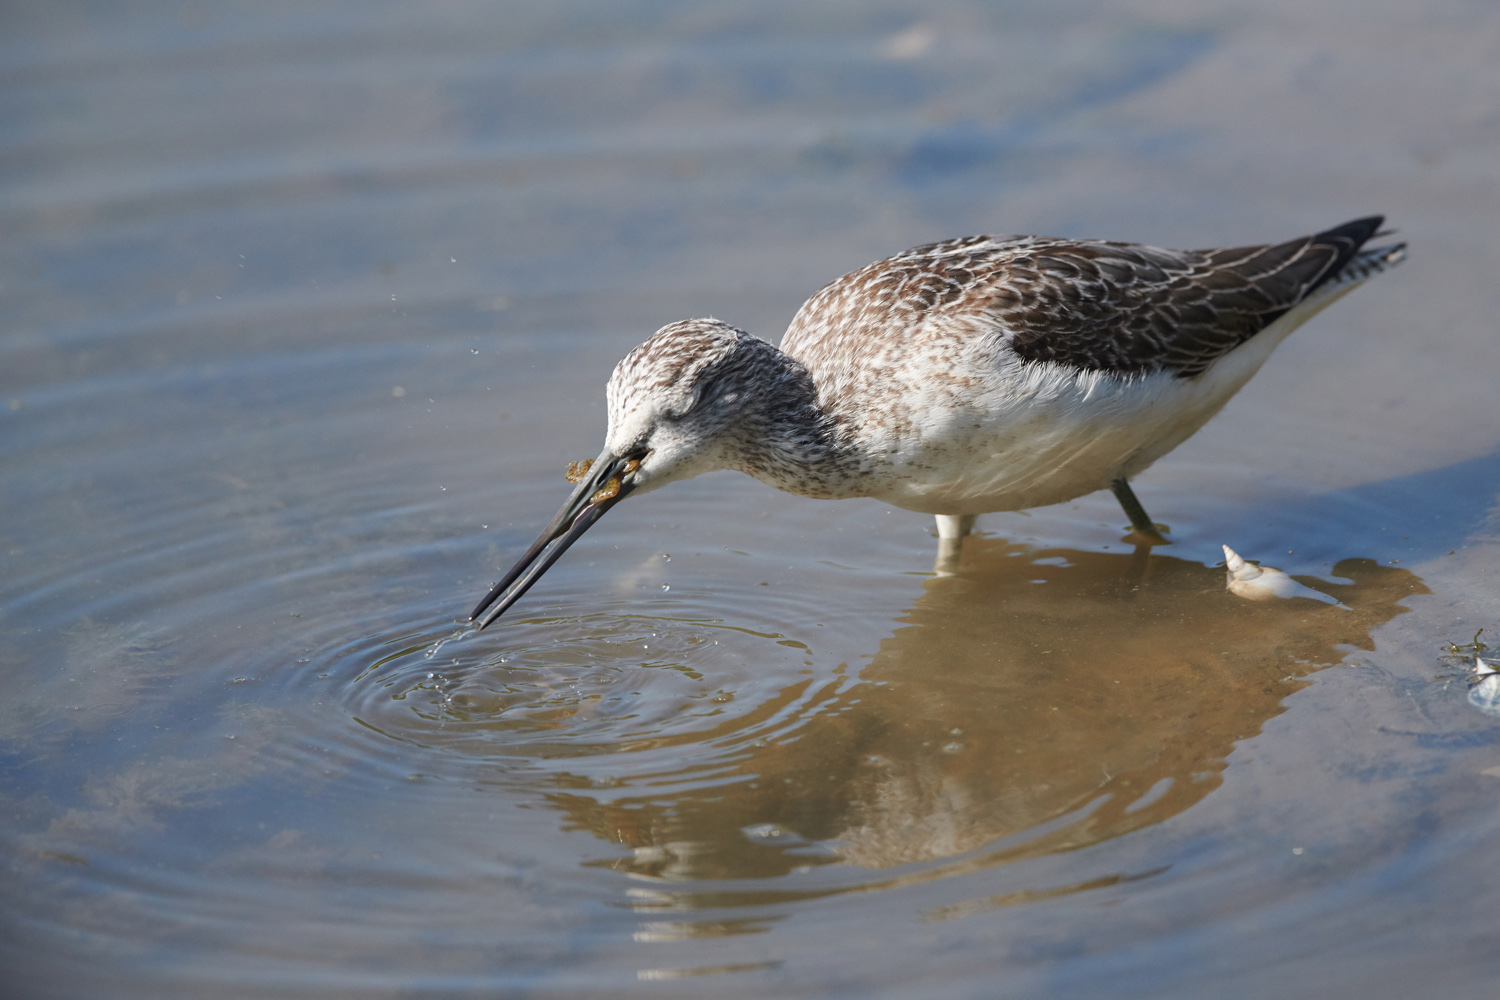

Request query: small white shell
[
  {"left": 1224, "top": 544, "right": 1300, "bottom": 601},
  {"left": 1222, "top": 545, "right": 1343, "bottom": 606}
]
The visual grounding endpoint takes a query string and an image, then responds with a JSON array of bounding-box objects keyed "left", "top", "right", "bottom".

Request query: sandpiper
[{"left": 469, "top": 216, "right": 1404, "bottom": 628}]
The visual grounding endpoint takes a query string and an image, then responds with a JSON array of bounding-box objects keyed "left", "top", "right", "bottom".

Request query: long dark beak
[{"left": 468, "top": 448, "right": 639, "bottom": 630}]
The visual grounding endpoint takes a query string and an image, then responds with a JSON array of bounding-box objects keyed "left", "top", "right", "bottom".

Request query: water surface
[{"left": 5, "top": 2, "right": 1500, "bottom": 997}]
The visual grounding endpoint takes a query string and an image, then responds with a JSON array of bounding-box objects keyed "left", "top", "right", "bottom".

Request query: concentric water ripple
[{"left": 331, "top": 606, "right": 834, "bottom": 768}]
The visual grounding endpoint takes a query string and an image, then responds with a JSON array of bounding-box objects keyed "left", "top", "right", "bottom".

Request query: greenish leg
[{"left": 1110, "top": 477, "right": 1170, "bottom": 545}]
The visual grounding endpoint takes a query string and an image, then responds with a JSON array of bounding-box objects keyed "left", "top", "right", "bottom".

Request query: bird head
[{"left": 467, "top": 318, "right": 762, "bottom": 629}]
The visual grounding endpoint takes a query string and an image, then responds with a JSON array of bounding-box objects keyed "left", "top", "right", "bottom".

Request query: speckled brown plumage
[{"left": 783, "top": 217, "right": 1389, "bottom": 382}]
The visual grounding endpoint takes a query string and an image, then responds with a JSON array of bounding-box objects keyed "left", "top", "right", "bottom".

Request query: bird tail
[
  {"left": 1306, "top": 215, "right": 1406, "bottom": 296},
  {"left": 1325, "top": 238, "right": 1407, "bottom": 292},
  {"left": 1274, "top": 227, "right": 1405, "bottom": 329}
]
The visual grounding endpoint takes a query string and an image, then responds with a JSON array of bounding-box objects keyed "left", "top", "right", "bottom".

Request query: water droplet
[
  {"left": 471, "top": 349, "right": 479, "bottom": 355},
  {"left": 391, "top": 294, "right": 397, "bottom": 301},
  {"left": 661, "top": 584, "right": 670, "bottom": 592}
]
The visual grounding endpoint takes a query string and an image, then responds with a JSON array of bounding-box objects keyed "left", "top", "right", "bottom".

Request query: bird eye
[{"left": 667, "top": 384, "right": 706, "bottom": 419}]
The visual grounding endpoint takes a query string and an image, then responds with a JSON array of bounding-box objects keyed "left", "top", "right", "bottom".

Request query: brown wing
[
  {"left": 994, "top": 216, "right": 1386, "bottom": 377},
  {"left": 782, "top": 218, "right": 1388, "bottom": 381}
]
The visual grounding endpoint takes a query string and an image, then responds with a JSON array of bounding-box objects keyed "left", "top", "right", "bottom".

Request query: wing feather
[{"left": 782, "top": 217, "right": 1392, "bottom": 380}]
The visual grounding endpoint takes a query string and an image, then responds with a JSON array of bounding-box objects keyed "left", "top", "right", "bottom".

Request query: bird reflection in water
[{"left": 545, "top": 542, "right": 1423, "bottom": 898}]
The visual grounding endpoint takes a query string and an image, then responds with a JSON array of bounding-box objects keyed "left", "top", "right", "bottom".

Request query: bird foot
[{"left": 1123, "top": 523, "right": 1171, "bottom": 546}]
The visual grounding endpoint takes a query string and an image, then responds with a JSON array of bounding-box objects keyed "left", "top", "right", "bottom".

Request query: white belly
[{"left": 854, "top": 318, "right": 1299, "bottom": 516}]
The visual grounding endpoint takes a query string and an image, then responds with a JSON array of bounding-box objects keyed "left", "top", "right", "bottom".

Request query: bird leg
[
  {"left": 933, "top": 513, "right": 977, "bottom": 575},
  {"left": 1110, "top": 477, "right": 1170, "bottom": 545}
]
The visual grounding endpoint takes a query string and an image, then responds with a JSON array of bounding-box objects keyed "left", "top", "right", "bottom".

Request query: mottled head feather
[
  {"left": 607, "top": 319, "right": 746, "bottom": 437},
  {"left": 602, "top": 318, "right": 859, "bottom": 498}
]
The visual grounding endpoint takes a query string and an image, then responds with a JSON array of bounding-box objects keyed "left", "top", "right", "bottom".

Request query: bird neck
[{"left": 722, "top": 340, "right": 868, "bottom": 500}]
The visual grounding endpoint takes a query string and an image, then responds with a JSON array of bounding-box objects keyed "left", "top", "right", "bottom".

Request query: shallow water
[{"left": 5, "top": 2, "right": 1500, "bottom": 997}]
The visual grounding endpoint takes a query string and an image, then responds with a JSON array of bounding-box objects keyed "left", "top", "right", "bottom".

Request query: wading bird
[{"left": 469, "top": 217, "right": 1404, "bottom": 629}]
